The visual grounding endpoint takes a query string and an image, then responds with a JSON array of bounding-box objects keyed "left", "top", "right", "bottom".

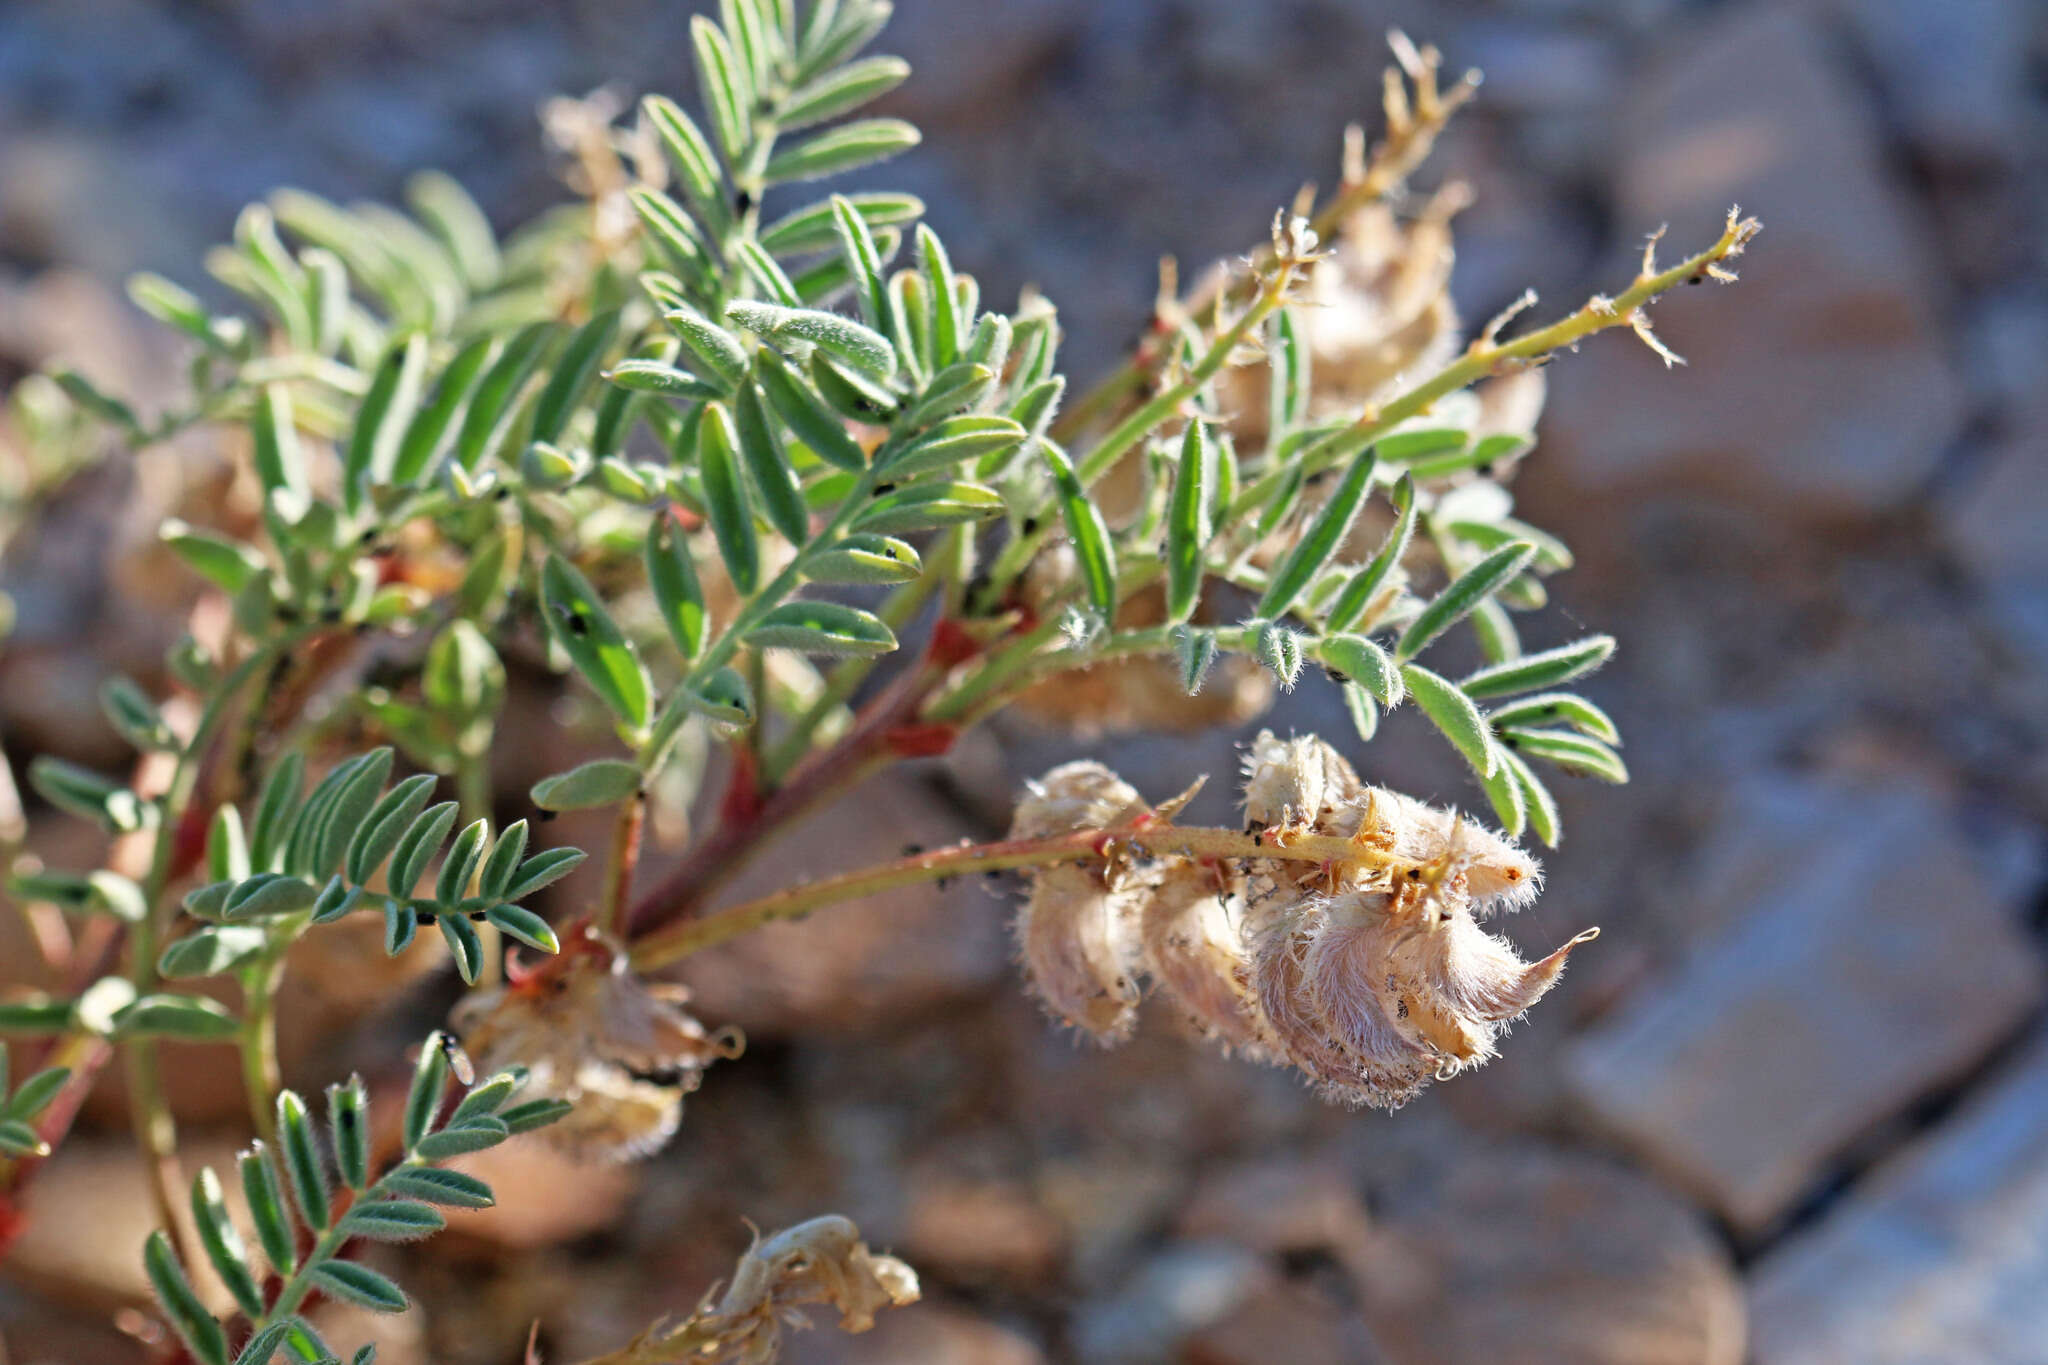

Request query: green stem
[
  {"left": 237, "top": 933, "right": 293, "bottom": 1145},
  {"left": 124, "top": 635, "right": 298, "bottom": 1263},
  {"left": 1228, "top": 211, "right": 1760, "bottom": 521},
  {"left": 629, "top": 821, "right": 1414, "bottom": 970}
]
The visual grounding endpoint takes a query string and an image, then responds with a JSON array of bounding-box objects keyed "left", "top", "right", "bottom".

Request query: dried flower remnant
[
  {"left": 1006, "top": 734, "right": 1592, "bottom": 1107},
  {"left": 453, "top": 940, "right": 743, "bottom": 1163},
  {"left": 1008, "top": 761, "right": 1152, "bottom": 1041},
  {"left": 575, "top": 1214, "right": 919, "bottom": 1365}
]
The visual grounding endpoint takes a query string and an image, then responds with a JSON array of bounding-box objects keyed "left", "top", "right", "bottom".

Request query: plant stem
[
  {"left": 123, "top": 637, "right": 296, "bottom": 1264},
  {"left": 629, "top": 822, "right": 1412, "bottom": 971},
  {"left": 1228, "top": 210, "right": 1761, "bottom": 521},
  {"left": 626, "top": 652, "right": 938, "bottom": 936},
  {"left": 597, "top": 791, "right": 647, "bottom": 939},
  {"left": 238, "top": 934, "right": 293, "bottom": 1145},
  {"left": 1049, "top": 43, "right": 1477, "bottom": 448}
]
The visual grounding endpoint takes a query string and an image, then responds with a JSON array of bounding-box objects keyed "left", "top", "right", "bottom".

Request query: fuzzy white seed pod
[
  {"left": 1250, "top": 892, "right": 1435, "bottom": 1106},
  {"left": 1140, "top": 859, "right": 1268, "bottom": 1056},
  {"left": 1010, "top": 762, "right": 1151, "bottom": 1042},
  {"left": 1240, "top": 730, "right": 1365, "bottom": 834}
]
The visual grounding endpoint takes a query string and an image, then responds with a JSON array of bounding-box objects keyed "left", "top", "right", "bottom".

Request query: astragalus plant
[{"left": 0, "top": 3, "right": 1755, "bottom": 1361}]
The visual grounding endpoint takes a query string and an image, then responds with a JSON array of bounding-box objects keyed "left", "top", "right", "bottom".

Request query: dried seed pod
[
  {"left": 1140, "top": 859, "right": 1267, "bottom": 1056},
  {"left": 1250, "top": 892, "right": 1435, "bottom": 1107},
  {"left": 1252, "top": 883, "right": 1593, "bottom": 1108},
  {"left": 1009, "top": 762, "right": 1150, "bottom": 1042},
  {"left": 1240, "top": 729, "right": 1364, "bottom": 833},
  {"left": 452, "top": 949, "right": 743, "bottom": 1163}
]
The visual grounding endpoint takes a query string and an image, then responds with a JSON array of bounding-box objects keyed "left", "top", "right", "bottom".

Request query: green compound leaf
[
  {"left": 1459, "top": 634, "right": 1616, "bottom": 700},
  {"left": 531, "top": 759, "right": 641, "bottom": 812},
  {"left": 1038, "top": 441, "right": 1116, "bottom": 617},
  {"left": 647, "top": 514, "right": 710, "bottom": 661},
  {"left": 1402, "top": 663, "right": 1497, "bottom": 779},
  {"left": 763, "top": 118, "right": 921, "bottom": 185},
  {"left": 1499, "top": 728, "right": 1629, "bottom": 784},
  {"left": 747, "top": 600, "right": 898, "bottom": 656},
  {"left": 311, "top": 1260, "right": 409, "bottom": 1315},
  {"left": 726, "top": 300, "right": 896, "bottom": 379},
  {"left": 1395, "top": 541, "right": 1536, "bottom": 662},
  {"left": 144, "top": 1229, "right": 229, "bottom": 1365},
  {"left": 541, "top": 555, "right": 652, "bottom": 730},
  {"left": 1258, "top": 449, "right": 1376, "bottom": 619},
  {"left": 804, "top": 532, "right": 921, "bottom": 584},
  {"left": 1165, "top": 421, "right": 1215, "bottom": 625},
  {"left": 696, "top": 402, "right": 763, "bottom": 595}
]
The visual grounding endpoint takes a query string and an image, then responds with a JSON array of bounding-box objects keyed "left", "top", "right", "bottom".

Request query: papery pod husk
[{"left": 1008, "top": 761, "right": 1151, "bottom": 1042}]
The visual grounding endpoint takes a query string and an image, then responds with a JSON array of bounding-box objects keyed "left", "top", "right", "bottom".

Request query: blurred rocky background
[{"left": 2, "top": 0, "right": 2046, "bottom": 1361}]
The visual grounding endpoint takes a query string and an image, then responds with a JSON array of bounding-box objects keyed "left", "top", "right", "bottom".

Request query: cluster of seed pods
[{"left": 1010, "top": 731, "right": 1596, "bottom": 1108}]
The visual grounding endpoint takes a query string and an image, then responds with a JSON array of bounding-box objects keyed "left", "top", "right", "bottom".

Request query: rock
[
  {"left": 1175, "top": 1157, "right": 1374, "bottom": 1263},
  {"left": 900, "top": 1174, "right": 1066, "bottom": 1285},
  {"left": 1352, "top": 1144, "right": 1744, "bottom": 1365},
  {"left": 670, "top": 771, "right": 1010, "bottom": 1036},
  {"left": 1749, "top": 1028, "right": 2048, "bottom": 1364},
  {"left": 1939, "top": 385, "right": 2048, "bottom": 673},
  {"left": 1544, "top": 5, "right": 1965, "bottom": 517},
  {"left": 1181, "top": 1280, "right": 1387, "bottom": 1365},
  {"left": 1565, "top": 775, "right": 2044, "bottom": 1234},
  {"left": 1831, "top": 0, "right": 2036, "bottom": 169},
  {"left": 1071, "top": 1242, "right": 1275, "bottom": 1365}
]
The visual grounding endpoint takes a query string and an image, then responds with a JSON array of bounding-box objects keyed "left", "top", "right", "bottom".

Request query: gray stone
[
  {"left": 1749, "top": 1028, "right": 2048, "bottom": 1364},
  {"left": 1565, "top": 775, "right": 2044, "bottom": 1233},
  {"left": 1544, "top": 5, "right": 1965, "bottom": 516}
]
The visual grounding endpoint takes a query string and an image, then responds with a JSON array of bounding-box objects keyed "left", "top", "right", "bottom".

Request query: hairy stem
[{"left": 630, "top": 822, "right": 1414, "bottom": 971}]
